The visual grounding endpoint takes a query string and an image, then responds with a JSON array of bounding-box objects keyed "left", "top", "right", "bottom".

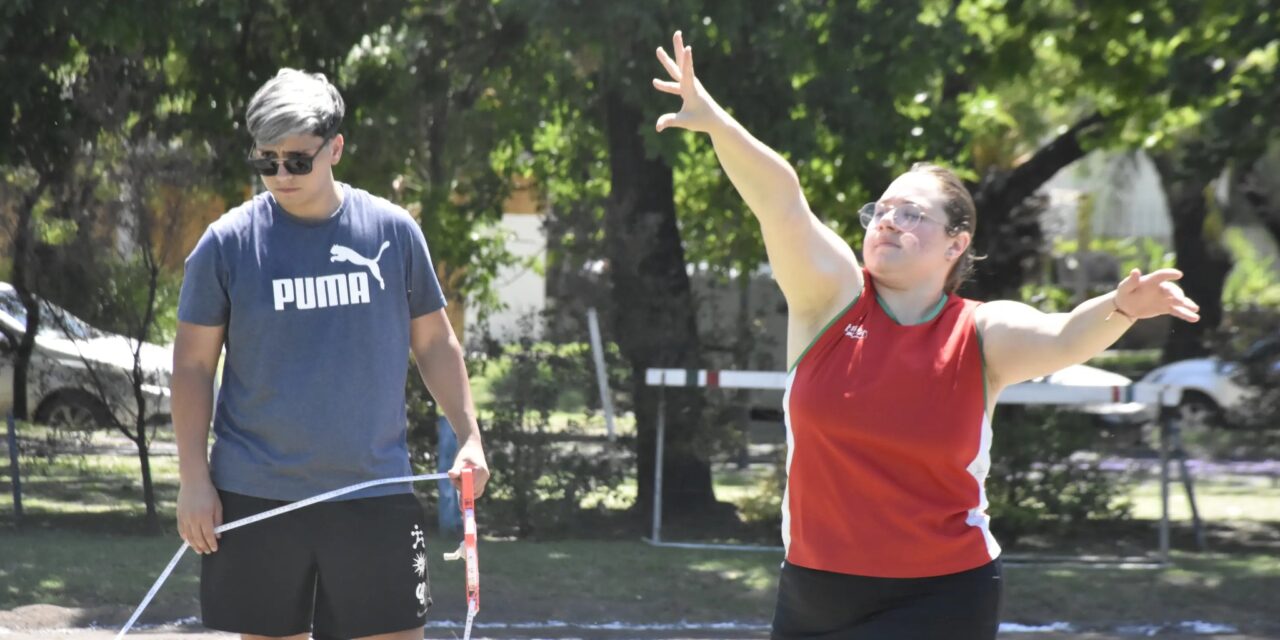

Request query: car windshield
[{"left": 0, "top": 291, "right": 98, "bottom": 341}]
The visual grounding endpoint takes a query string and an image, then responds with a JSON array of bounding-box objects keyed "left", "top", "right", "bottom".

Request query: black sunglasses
[{"left": 246, "top": 138, "right": 331, "bottom": 176}]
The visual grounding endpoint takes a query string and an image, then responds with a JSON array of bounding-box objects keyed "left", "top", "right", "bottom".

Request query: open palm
[
  {"left": 652, "top": 30, "right": 719, "bottom": 133},
  {"left": 1115, "top": 268, "right": 1201, "bottom": 322}
]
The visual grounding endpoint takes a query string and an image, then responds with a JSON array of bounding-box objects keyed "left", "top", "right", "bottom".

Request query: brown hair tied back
[{"left": 908, "top": 162, "right": 980, "bottom": 294}]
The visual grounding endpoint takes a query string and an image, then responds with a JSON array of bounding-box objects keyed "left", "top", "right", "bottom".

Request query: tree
[
  {"left": 970, "top": 0, "right": 1280, "bottom": 356},
  {"left": 538, "top": 4, "right": 720, "bottom": 515},
  {"left": 2, "top": 2, "right": 203, "bottom": 527},
  {"left": 0, "top": 0, "right": 108, "bottom": 422},
  {"left": 37, "top": 134, "right": 201, "bottom": 531}
]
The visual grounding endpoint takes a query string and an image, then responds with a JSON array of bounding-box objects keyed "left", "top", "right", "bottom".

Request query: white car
[
  {"left": 1139, "top": 359, "right": 1246, "bottom": 424},
  {"left": 1138, "top": 341, "right": 1280, "bottom": 427},
  {"left": 0, "top": 282, "right": 172, "bottom": 431},
  {"left": 1007, "top": 363, "right": 1148, "bottom": 421}
]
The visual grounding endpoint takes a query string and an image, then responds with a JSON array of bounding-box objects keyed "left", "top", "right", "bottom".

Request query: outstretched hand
[
  {"left": 1114, "top": 268, "right": 1201, "bottom": 323},
  {"left": 652, "top": 30, "right": 720, "bottom": 133}
]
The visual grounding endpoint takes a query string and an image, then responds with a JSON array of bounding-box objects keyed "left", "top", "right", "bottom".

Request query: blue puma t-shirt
[{"left": 177, "top": 183, "right": 446, "bottom": 500}]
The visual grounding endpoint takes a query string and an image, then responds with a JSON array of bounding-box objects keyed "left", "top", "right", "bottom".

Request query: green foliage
[
  {"left": 1085, "top": 349, "right": 1163, "bottom": 380},
  {"left": 987, "top": 407, "right": 1132, "bottom": 542},
  {"left": 98, "top": 258, "right": 183, "bottom": 345},
  {"left": 1021, "top": 237, "right": 1180, "bottom": 313},
  {"left": 1018, "top": 281, "right": 1075, "bottom": 313},
  {"left": 1053, "top": 236, "right": 1178, "bottom": 275},
  {"left": 734, "top": 452, "right": 786, "bottom": 530},
  {"left": 410, "top": 333, "right": 633, "bottom": 538},
  {"left": 1222, "top": 227, "right": 1280, "bottom": 311}
]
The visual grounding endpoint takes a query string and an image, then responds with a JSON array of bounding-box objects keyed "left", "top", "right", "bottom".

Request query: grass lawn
[
  {"left": 1128, "top": 475, "right": 1280, "bottom": 522},
  {"left": 2, "top": 433, "right": 1280, "bottom": 634},
  {"left": 1, "top": 531, "right": 1279, "bottom": 634}
]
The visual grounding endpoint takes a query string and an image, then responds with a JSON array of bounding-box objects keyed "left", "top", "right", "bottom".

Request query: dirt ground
[{"left": 1, "top": 605, "right": 1277, "bottom": 640}]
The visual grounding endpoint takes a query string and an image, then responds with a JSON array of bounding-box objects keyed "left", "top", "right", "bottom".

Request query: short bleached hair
[{"left": 245, "top": 68, "right": 344, "bottom": 145}]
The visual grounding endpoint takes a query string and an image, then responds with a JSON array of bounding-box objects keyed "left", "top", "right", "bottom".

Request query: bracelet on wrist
[{"left": 1106, "top": 298, "right": 1136, "bottom": 323}]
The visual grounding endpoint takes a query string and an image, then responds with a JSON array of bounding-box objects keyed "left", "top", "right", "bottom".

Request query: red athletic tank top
[{"left": 782, "top": 269, "right": 999, "bottom": 577}]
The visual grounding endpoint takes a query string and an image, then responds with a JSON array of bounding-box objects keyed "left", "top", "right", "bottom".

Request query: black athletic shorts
[
  {"left": 201, "top": 490, "right": 432, "bottom": 639},
  {"left": 771, "top": 559, "right": 1002, "bottom": 640}
]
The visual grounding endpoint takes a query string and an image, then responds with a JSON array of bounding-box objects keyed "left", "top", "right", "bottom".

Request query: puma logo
[
  {"left": 271, "top": 241, "right": 393, "bottom": 311},
  {"left": 273, "top": 273, "right": 370, "bottom": 310},
  {"left": 330, "top": 241, "right": 391, "bottom": 290}
]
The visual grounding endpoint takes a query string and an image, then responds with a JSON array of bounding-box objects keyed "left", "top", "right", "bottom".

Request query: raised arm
[
  {"left": 978, "top": 268, "right": 1201, "bottom": 390},
  {"left": 652, "top": 30, "right": 861, "bottom": 318}
]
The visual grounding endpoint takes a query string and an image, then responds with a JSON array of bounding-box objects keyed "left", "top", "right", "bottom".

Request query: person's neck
[
  {"left": 874, "top": 277, "right": 947, "bottom": 325},
  {"left": 283, "top": 181, "right": 344, "bottom": 220}
]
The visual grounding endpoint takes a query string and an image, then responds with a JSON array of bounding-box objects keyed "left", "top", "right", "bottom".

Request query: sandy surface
[
  {"left": 1, "top": 631, "right": 1277, "bottom": 640},
  {"left": 1, "top": 605, "right": 1276, "bottom": 639}
]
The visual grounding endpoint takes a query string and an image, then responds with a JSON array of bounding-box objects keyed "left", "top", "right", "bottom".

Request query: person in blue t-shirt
[{"left": 172, "top": 68, "right": 489, "bottom": 640}]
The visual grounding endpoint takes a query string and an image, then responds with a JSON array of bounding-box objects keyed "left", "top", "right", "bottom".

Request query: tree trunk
[
  {"left": 1153, "top": 150, "right": 1233, "bottom": 362},
  {"left": 10, "top": 180, "right": 47, "bottom": 421},
  {"left": 135, "top": 432, "right": 159, "bottom": 531},
  {"left": 602, "top": 89, "right": 716, "bottom": 521},
  {"left": 965, "top": 113, "right": 1106, "bottom": 300}
]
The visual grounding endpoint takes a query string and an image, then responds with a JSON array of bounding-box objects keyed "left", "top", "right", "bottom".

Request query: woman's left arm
[{"left": 978, "top": 268, "right": 1201, "bottom": 388}]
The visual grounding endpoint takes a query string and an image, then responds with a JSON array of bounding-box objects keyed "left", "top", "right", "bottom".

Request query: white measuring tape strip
[{"left": 115, "top": 471, "right": 478, "bottom": 640}]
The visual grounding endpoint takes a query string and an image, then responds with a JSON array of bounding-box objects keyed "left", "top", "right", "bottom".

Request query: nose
[{"left": 875, "top": 210, "right": 901, "bottom": 232}]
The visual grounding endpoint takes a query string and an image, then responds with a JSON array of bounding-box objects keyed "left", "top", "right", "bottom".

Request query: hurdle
[{"left": 644, "top": 368, "right": 1199, "bottom": 565}]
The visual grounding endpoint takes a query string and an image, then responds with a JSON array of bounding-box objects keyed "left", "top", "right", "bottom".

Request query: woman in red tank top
[{"left": 652, "top": 30, "right": 1202, "bottom": 639}]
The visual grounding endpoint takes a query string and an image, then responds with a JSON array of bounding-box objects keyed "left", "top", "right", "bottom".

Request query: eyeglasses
[
  {"left": 858, "top": 201, "right": 946, "bottom": 233},
  {"left": 246, "top": 138, "right": 331, "bottom": 176}
]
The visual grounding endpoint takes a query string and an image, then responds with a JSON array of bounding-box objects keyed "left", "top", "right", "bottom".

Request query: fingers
[
  {"left": 1145, "top": 268, "right": 1184, "bottom": 283},
  {"left": 1119, "top": 268, "right": 1141, "bottom": 290},
  {"left": 213, "top": 497, "right": 223, "bottom": 538},
  {"left": 652, "top": 78, "right": 681, "bottom": 95},
  {"left": 656, "top": 46, "right": 681, "bottom": 80},
  {"left": 197, "top": 514, "right": 219, "bottom": 554},
  {"left": 447, "top": 469, "right": 489, "bottom": 499},
  {"left": 178, "top": 516, "right": 199, "bottom": 553},
  {"left": 1161, "top": 282, "right": 1199, "bottom": 309},
  {"left": 177, "top": 519, "right": 192, "bottom": 550},
  {"left": 674, "top": 30, "right": 684, "bottom": 66},
  {"left": 179, "top": 512, "right": 217, "bottom": 554},
  {"left": 1169, "top": 302, "right": 1201, "bottom": 322},
  {"left": 681, "top": 45, "right": 695, "bottom": 90},
  {"left": 472, "top": 467, "right": 491, "bottom": 498},
  {"left": 1160, "top": 283, "right": 1201, "bottom": 323},
  {"left": 656, "top": 112, "right": 683, "bottom": 132}
]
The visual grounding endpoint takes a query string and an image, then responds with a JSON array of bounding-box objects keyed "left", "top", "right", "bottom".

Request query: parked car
[
  {"left": 1136, "top": 332, "right": 1280, "bottom": 427},
  {"left": 0, "top": 282, "right": 172, "bottom": 431},
  {"left": 1016, "top": 363, "right": 1149, "bottom": 422}
]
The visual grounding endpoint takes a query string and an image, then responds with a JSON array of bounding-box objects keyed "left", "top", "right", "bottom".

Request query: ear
[
  {"left": 329, "top": 133, "right": 345, "bottom": 166},
  {"left": 946, "top": 231, "right": 971, "bottom": 260}
]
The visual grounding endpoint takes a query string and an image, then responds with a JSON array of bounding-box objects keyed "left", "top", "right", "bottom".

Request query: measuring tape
[
  {"left": 115, "top": 469, "right": 481, "bottom": 639},
  {"left": 445, "top": 468, "right": 481, "bottom": 640}
]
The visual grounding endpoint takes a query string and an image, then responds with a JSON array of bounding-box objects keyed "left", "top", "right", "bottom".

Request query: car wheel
[
  {"left": 1177, "top": 392, "right": 1223, "bottom": 429},
  {"left": 38, "top": 394, "right": 110, "bottom": 432}
]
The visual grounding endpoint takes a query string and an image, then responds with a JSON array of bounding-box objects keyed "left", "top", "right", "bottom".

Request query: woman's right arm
[{"left": 653, "top": 31, "right": 862, "bottom": 317}]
